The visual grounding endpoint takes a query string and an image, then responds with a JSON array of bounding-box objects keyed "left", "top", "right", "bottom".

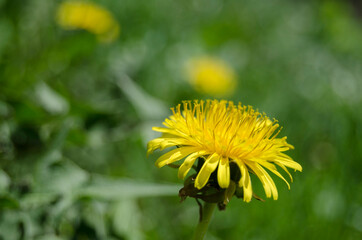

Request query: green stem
[{"left": 192, "top": 202, "right": 217, "bottom": 240}]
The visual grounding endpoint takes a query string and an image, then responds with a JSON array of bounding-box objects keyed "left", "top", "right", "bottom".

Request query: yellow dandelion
[
  {"left": 147, "top": 100, "right": 302, "bottom": 202},
  {"left": 56, "top": 1, "right": 120, "bottom": 43},
  {"left": 187, "top": 57, "right": 236, "bottom": 96}
]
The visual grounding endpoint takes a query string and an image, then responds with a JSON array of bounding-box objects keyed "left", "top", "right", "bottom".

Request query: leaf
[
  {"left": 34, "top": 82, "right": 69, "bottom": 115},
  {"left": 0, "top": 18, "right": 13, "bottom": 57},
  {"left": 20, "top": 192, "right": 58, "bottom": 210},
  {"left": 0, "top": 195, "right": 19, "bottom": 210},
  {"left": 113, "top": 74, "right": 168, "bottom": 120},
  {"left": 78, "top": 175, "right": 181, "bottom": 200},
  {"left": 0, "top": 211, "right": 22, "bottom": 240},
  {"left": 35, "top": 118, "right": 73, "bottom": 178},
  {"left": 36, "top": 235, "right": 66, "bottom": 240},
  {"left": 0, "top": 169, "right": 10, "bottom": 192},
  {"left": 82, "top": 201, "right": 108, "bottom": 239},
  {"left": 111, "top": 199, "right": 144, "bottom": 240},
  {"left": 34, "top": 160, "right": 88, "bottom": 194}
]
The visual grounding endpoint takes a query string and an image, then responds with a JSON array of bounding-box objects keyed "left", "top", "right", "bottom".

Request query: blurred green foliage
[{"left": 0, "top": 0, "right": 361, "bottom": 239}]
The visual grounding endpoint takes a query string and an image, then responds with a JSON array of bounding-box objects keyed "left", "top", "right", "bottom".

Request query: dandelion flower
[
  {"left": 187, "top": 57, "right": 236, "bottom": 96},
  {"left": 147, "top": 100, "right": 302, "bottom": 202},
  {"left": 56, "top": 1, "right": 120, "bottom": 43}
]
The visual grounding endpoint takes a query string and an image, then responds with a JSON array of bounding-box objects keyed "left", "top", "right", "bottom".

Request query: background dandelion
[
  {"left": 56, "top": 1, "right": 120, "bottom": 42},
  {"left": 186, "top": 57, "right": 236, "bottom": 96},
  {"left": 0, "top": 0, "right": 361, "bottom": 239}
]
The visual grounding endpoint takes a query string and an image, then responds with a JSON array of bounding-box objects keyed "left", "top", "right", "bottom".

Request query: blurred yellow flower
[
  {"left": 56, "top": 1, "right": 120, "bottom": 42},
  {"left": 187, "top": 57, "right": 236, "bottom": 96},
  {"left": 148, "top": 100, "right": 302, "bottom": 202}
]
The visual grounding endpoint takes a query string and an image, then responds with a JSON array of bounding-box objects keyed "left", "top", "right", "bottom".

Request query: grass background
[{"left": 0, "top": 0, "right": 361, "bottom": 239}]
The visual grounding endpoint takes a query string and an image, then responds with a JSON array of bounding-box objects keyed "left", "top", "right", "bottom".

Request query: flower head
[
  {"left": 148, "top": 100, "right": 302, "bottom": 202},
  {"left": 186, "top": 57, "right": 236, "bottom": 96},
  {"left": 56, "top": 1, "right": 120, "bottom": 43}
]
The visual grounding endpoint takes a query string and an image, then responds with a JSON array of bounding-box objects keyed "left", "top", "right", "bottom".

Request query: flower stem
[{"left": 192, "top": 202, "right": 216, "bottom": 240}]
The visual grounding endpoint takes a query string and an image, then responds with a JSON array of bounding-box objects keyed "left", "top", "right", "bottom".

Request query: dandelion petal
[
  {"left": 155, "top": 147, "right": 197, "bottom": 168},
  {"left": 195, "top": 153, "right": 220, "bottom": 189},
  {"left": 178, "top": 151, "right": 207, "bottom": 179},
  {"left": 217, "top": 157, "right": 230, "bottom": 188}
]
